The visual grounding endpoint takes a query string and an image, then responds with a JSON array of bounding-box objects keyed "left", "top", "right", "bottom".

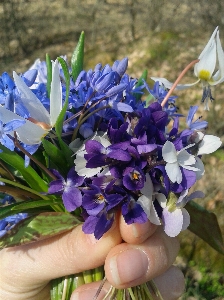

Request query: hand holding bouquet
[{"left": 0, "top": 28, "right": 223, "bottom": 299}]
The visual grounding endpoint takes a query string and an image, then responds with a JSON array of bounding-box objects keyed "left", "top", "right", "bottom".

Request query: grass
[{"left": 182, "top": 261, "right": 224, "bottom": 300}]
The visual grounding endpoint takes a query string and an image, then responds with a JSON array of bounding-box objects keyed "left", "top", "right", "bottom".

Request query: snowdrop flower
[
  {"left": 137, "top": 174, "right": 167, "bottom": 225},
  {"left": 162, "top": 190, "right": 204, "bottom": 237},
  {"left": 0, "top": 60, "right": 62, "bottom": 145},
  {"left": 162, "top": 141, "right": 199, "bottom": 184},
  {"left": 151, "top": 27, "right": 224, "bottom": 110}
]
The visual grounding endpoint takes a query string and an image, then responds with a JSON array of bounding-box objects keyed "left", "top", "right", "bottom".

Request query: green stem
[
  {"left": 143, "top": 283, "right": 154, "bottom": 300},
  {"left": 61, "top": 277, "right": 68, "bottom": 300},
  {"left": 94, "top": 266, "right": 104, "bottom": 281},
  {"left": 0, "top": 161, "right": 16, "bottom": 181},
  {"left": 14, "top": 133, "right": 57, "bottom": 180},
  {"left": 83, "top": 270, "right": 93, "bottom": 284},
  {"left": 82, "top": 96, "right": 107, "bottom": 117},
  {"left": 149, "top": 280, "right": 164, "bottom": 300},
  {"left": 128, "top": 287, "right": 136, "bottom": 300},
  {"left": 71, "top": 92, "right": 95, "bottom": 141},
  {"left": 81, "top": 105, "right": 111, "bottom": 123},
  {"left": 0, "top": 178, "right": 49, "bottom": 200},
  {"left": 71, "top": 105, "right": 110, "bottom": 141}
]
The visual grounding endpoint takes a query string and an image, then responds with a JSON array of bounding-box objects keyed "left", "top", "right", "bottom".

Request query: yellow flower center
[
  {"left": 97, "top": 194, "right": 105, "bottom": 203},
  {"left": 198, "top": 70, "right": 211, "bottom": 81},
  {"left": 132, "top": 172, "right": 139, "bottom": 180}
]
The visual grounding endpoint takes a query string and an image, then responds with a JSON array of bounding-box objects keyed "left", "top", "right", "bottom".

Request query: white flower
[
  {"left": 162, "top": 141, "right": 199, "bottom": 184},
  {"left": 189, "top": 132, "right": 222, "bottom": 180},
  {"left": 162, "top": 189, "right": 204, "bottom": 237},
  {"left": 196, "top": 132, "right": 222, "bottom": 155},
  {"left": 151, "top": 27, "right": 224, "bottom": 110},
  {"left": 0, "top": 60, "right": 62, "bottom": 145},
  {"left": 137, "top": 174, "right": 167, "bottom": 225}
]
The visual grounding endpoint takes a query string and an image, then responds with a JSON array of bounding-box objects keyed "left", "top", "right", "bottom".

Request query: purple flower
[
  {"left": 82, "top": 184, "right": 107, "bottom": 216},
  {"left": 123, "top": 166, "right": 145, "bottom": 191},
  {"left": 122, "top": 197, "right": 148, "bottom": 224},
  {"left": 48, "top": 168, "right": 84, "bottom": 212},
  {"left": 82, "top": 212, "right": 114, "bottom": 239}
]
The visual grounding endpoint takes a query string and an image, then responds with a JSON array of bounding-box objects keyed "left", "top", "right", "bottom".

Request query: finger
[
  {"left": 154, "top": 266, "right": 185, "bottom": 300},
  {"left": 0, "top": 220, "right": 122, "bottom": 286},
  {"left": 105, "top": 226, "right": 180, "bottom": 288},
  {"left": 71, "top": 266, "right": 185, "bottom": 300},
  {"left": 119, "top": 214, "right": 157, "bottom": 244}
]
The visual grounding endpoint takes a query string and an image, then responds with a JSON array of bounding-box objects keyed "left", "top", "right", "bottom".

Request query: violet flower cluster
[{"left": 0, "top": 51, "right": 222, "bottom": 239}]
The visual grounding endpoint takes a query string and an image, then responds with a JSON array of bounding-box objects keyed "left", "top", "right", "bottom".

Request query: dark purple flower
[
  {"left": 82, "top": 184, "right": 107, "bottom": 216},
  {"left": 82, "top": 212, "right": 114, "bottom": 239},
  {"left": 122, "top": 197, "right": 148, "bottom": 224},
  {"left": 123, "top": 167, "right": 145, "bottom": 191}
]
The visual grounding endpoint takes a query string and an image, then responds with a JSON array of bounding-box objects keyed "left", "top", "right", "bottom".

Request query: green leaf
[
  {"left": 71, "top": 31, "right": 85, "bottom": 82},
  {"left": 186, "top": 201, "right": 224, "bottom": 255},
  {"left": 55, "top": 56, "right": 74, "bottom": 168},
  {"left": 133, "top": 69, "right": 148, "bottom": 102},
  {"left": 11, "top": 198, "right": 62, "bottom": 211},
  {"left": 0, "top": 198, "right": 60, "bottom": 220},
  {"left": 42, "top": 139, "right": 69, "bottom": 175},
  {"left": 0, "top": 185, "right": 40, "bottom": 201},
  {"left": 0, "top": 212, "right": 81, "bottom": 249},
  {"left": 0, "top": 145, "right": 48, "bottom": 192},
  {"left": 46, "top": 53, "right": 52, "bottom": 98},
  {"left": 0, "top": 200, "right": 51, "bottom": 220}
]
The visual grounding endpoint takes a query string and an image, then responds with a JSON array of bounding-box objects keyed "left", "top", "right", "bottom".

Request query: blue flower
[
  {"left": 186, "top": 105, "right": 208, "bottom": 130},
  {"left": 0, "top": 119, "right": 26, "bottom": 151},
  {"left": 0, "top": 213, "right": 28, "bottom": 238}
]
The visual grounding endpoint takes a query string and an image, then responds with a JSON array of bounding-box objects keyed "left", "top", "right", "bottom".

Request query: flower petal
[
  {"left": 75, "top": 151, "right": 102, "bottom": 177},
  {"left": 50, "top": 60, "right": 62, "bottom": 126},
  {"left": 162, "top": 141, "right": 177, "bottom": 163},
  {"left": 197, "top": 135, "right": 222, "bottom": 155},
  {"left": 214, "top": 30, "right": 224, "bottom": 84},
  {"left": 162, "top": 207, "right": 183, "bottom": 237},
  {"left": 48, "top": 179, "right": 64, "bottom": 194},
  {"left": 194, "top": 39, "right": 216, "bottom": 79},
  {"left": 0, "top": 106, "right": 46, "bottom": 144},
  {"left": 181, "top": 208, "right": 190, "bottom": 231},
  {"left": 198, "top": 26, "right": 218, "bottom": 59},
  {"left": 165, "top": 162, "right": 182, "bottom": 184},
  {"left": 150, "top": 77, "right": 199, "bottom": 90},
  {"left": 63, "top": 187, "right": 82, "bottom": 212},
  {"left": 177, "top": 150, "right": 195, "bottom": 166},
  {"left": 13, "top": 71, "right": 50, "bottom": 125}
]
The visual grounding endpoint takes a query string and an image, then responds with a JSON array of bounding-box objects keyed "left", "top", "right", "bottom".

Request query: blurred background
[{"left": 0, "top": 0, "right": 224, "bottom": 299}]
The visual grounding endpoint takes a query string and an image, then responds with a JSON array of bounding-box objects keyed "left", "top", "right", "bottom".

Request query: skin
[{"left": 0, "top": 215, "right": 185, "bottom": 300}]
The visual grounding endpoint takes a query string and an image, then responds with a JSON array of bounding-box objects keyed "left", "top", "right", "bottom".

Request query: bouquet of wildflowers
[{"left": 0, "top": 28, "right": 224, "bottom": 300}]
